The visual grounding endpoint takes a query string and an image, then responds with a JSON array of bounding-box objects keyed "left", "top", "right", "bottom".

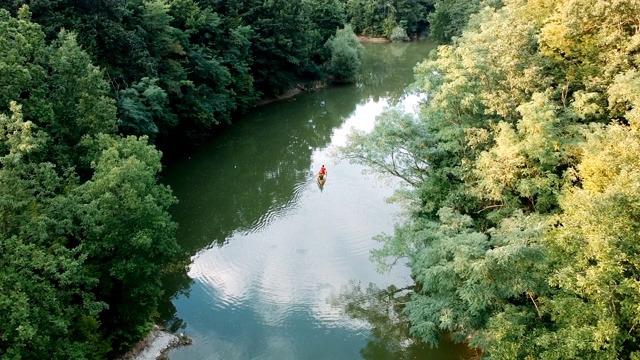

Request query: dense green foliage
[
  {"left": 344, "top": 0, "right": 433, "bottom": 37},
  {"left": 341, "top": 0, "right": 485, "bottom": 41},
  {"left": 338, "top": 0, "right": 640, "bottom": 358},
  {"left": 0, "top": 9, "right": 179, "bottom": 358},
  {"left": 426, "top": 0, "right": 488, "bottom": 43},
  {"left": 0, "top": 0, "right": 358, "bottom": 147},
  {"left": 340, "top": 0, "right": 492, "bottom": 44},
  {"left": 0, "top": 0, "right": 464, "bottom": 150},
  {"left": 325, "top": 25, "right": 364, "bottom": 83}
]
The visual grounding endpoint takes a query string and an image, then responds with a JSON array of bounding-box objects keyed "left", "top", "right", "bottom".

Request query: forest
[
  {"left": 3, "top": 0, "right": 637, "bottom": 358},
  {"left": 338, "top": 0, "right": 640, "bottom": 359},
  {"left": 0, "top": 0, "right": 465, "bottom": 152}
]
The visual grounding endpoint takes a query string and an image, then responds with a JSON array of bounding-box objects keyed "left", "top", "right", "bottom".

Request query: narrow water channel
[{"left": 160, "top": 41, "right": 471, "bottom": 359}]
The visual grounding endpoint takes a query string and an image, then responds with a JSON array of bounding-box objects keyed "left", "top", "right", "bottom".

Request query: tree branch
[
  {"left": 527, "top": 291, "right": 542, "bottom": 319},
  {"left": 476, "top": 204, "right": 504, "bottom": 213}
]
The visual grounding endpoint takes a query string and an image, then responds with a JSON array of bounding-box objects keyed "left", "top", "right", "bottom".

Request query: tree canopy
[
  {"left": 337, "top": 0, "right": 640, "bottom": 358},
  {"left": 344, "top": 0, "right": 433, "bottom": 38},
  {"left": 0, "top": 10, "right": 179, "bottom": 358},
  {"left": 0, "top": 0, "right": 445, "bottom": 153},
  {"left": 0, "top": 0, "right": 367, "bottom": 149}
]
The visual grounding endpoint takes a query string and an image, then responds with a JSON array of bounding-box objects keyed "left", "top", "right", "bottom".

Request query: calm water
[{"left": 160, "top": 41, "right": 472, "bottom": 360}]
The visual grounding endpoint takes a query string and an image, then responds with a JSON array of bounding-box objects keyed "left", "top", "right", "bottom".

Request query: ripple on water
[
  {"left": 193, "top": 262, "right": 246, "bottom": 310},
  {"left": 178, "top": 163, "right": 407, "bottom": 358},
  {"left": 245, "top": 184, "right": 304, "bottom": 236},
  {"left": 219, "top": 180, "right": 387, "bottom": 273}
]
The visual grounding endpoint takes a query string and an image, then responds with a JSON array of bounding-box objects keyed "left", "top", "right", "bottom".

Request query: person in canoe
[{"left": 317, "top": 165, "right": 327, "bottom": 185}]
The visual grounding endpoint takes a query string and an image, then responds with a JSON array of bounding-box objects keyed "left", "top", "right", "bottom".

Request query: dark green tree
[
  {"left": 308, "top": 0, "right": 347, "bottom": 46},
  {"left": 325, "top": 24, "right": 364, "bottom": 83},
  {"left": 344, "top": 0, "right": 432, "bottom": 37},
  {"left": 0, "top": 9, "right": 180, "bottom": 357},
  {"left": 240, "top": 0, "right": 321, "bottom": 96},
  {"left": 117, "top": 77, "right": 175, "bottom": 138},
  {"left": 427, "top": 0, "right": 484, "bottom": 44},
  {"left": 72, "top": 134, "right": 179, "bottom": 351},
  {"left": 0, "top": 102, "right": 110, "bottom": 359},
  {"left": 345, "top": 0, "right": 388, "bottom": 36}
]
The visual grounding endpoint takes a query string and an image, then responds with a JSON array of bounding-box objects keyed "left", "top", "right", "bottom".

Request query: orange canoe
[{"left": 317, "top": 172, "right": 327, "bottom": 185}]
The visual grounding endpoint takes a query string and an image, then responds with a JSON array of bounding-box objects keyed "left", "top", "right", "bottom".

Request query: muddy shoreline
[{"left": 357, "top": 35, "right": 390, "bottom": 43}]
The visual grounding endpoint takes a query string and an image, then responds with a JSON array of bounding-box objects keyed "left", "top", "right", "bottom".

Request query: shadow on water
[{"left": 161, "top": 86, "right": 358, "bottom": 254}]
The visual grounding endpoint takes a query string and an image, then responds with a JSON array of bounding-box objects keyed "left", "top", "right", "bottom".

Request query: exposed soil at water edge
[
  {"left": 357, "top": 35, "right": 390, "bottom": 43},
  {"left": 117, "top": 325, "right": 192, "bottom": 360}
]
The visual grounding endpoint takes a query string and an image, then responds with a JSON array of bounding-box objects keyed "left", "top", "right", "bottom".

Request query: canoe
[{"left": 317, "top": 172, "right": 327, "bottom": 185}]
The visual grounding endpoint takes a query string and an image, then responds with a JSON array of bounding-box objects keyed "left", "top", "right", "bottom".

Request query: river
[{"left": 159, "top": 41, "right": 471, "bottom": 360}]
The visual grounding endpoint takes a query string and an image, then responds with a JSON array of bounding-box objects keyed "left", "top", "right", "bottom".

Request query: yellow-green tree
[{"left": 339, "top": 0, "right": 640, "bottom": 357}]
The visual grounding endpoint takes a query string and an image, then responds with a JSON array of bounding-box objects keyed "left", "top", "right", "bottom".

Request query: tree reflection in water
[{"left": 331, "top": 280, "right": 478, "bottom": 360}]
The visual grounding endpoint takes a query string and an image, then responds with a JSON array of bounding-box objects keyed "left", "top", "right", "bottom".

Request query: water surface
[{"left": 161, "top": 41, "right": 472, "bottom": 360}]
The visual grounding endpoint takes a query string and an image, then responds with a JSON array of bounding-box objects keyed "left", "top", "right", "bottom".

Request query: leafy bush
[
  {"left": 325, "top": 25, "right": 364, "bottom": 83},
  {"left": 390, "top": 26, "right": 410, "bottom": 42}
]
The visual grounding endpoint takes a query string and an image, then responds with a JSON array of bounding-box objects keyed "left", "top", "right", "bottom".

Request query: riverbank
[
  {"left": 253, "top": 87, "right": 304, "bottom": 107},
  {"left": 252, "top": 36, "right": 390, "bottom": 107},
  {"left": 117, "top": 325, "right": 192, "bottom": 360},
  {"left": 253, "top": 36, "right": 389, "bottom": 107},
  {"left": 253, "top": 81, "right": 328, "bottom": 107},
  {"left": 357, "top": 35, "right": 390, "bottom": 43}
]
